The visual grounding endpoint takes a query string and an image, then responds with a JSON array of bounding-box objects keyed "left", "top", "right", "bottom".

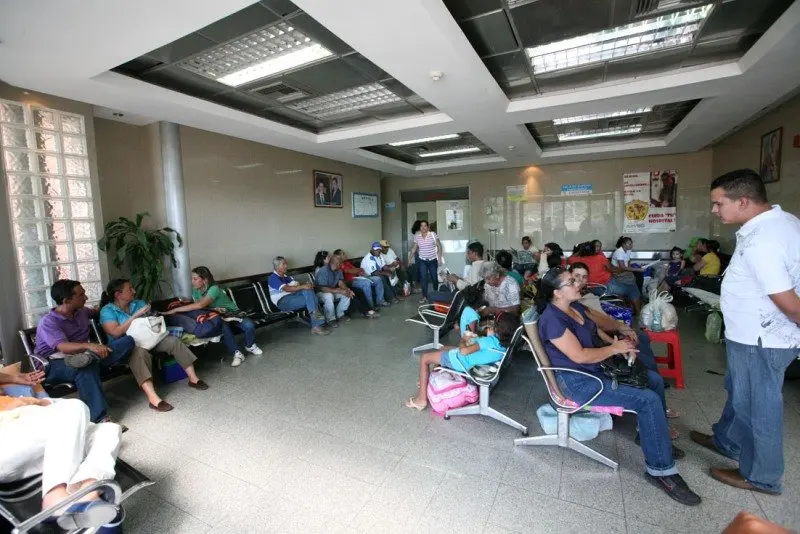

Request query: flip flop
[
  {"left": 405, "top": 397, "right": 426, "bottom": 411},
  {"left": 666, "top": 408, "right": 681, "bottom": 419},
  {"left": 670, "top": 426, "right": 680, "bottom": 440}
]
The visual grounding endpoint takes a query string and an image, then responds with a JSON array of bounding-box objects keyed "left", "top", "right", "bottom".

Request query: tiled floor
[{"left": 104, "top": 302, "right": 800, "bottom": 533}]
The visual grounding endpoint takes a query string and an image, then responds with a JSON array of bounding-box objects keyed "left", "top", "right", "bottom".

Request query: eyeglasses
[{"left": 558, "top": 277, "right": 578, "bottom": 289}]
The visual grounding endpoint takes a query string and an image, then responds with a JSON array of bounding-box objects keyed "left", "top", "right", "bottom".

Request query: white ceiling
[{"left": 1, "top": 0, "right": 799, "bottom": 177}]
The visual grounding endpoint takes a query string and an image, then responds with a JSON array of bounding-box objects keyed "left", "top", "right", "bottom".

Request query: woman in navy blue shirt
[{"left": 536, "top": 267, "right": 701, "bottom": 506}]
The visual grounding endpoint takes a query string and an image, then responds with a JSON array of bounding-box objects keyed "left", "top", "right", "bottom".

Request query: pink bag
[{"left": 427, "top": 369, "right": 478, "bottom": 415}]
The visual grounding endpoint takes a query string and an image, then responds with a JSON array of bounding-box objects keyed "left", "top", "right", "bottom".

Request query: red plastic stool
[{"left": 644, "top": 328, "right": 684, "bottom": 389}]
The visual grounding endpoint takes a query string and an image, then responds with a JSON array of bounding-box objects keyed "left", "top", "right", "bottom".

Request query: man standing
[
  {"left": 315, "top": 255, "right": 353, "bottom": 328},
  {"left": 428, "top": 241, "right": 486, "bottom": 303},
  {"left": 33, "top": 280, "right": 134, "bottom": 425},
  {"left": 691, "top": 168, "right": 800, "bottom": 495},
  {"left": 268, "top": 256, "right": 330, "bottom": 335},
  {"left": 362, "top": 242, "right": 399, "bottom": 303}
]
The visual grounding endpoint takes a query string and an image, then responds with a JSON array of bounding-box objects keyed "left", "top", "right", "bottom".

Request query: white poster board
[
  {"left": 622, "top": 171, "right": 677, "bottom": 233},
  {"left": 352, "top": 192, "right": 378, "bottom": 218}
]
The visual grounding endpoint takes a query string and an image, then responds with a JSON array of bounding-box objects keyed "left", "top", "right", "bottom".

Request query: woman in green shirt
[{"left": 167, "top": 266, "right": 262, "bottom": 367}]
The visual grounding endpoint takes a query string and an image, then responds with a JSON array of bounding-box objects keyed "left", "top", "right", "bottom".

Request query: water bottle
[{"left": 652, "top": 306, "right": 663, "bottom": 332}]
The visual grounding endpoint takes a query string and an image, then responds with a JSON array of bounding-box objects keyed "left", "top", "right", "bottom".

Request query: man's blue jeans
[
  {"left": 316, "top": 291, "right": 351, "bottom": 322},
  {"left": 44, "top": 335, "right": 135, "bottom": 423},
  {"left": 711, "top": 339, "right": 798, "bottom": 493},
  {"left": 277, "top": 290, "right": 324, "bottom": 327},
  {"left": 351, "top": 277, "right": 385, "bottom": 307},
  {"left": 558, "top": 369, "right": 676, "bottom": 477}
]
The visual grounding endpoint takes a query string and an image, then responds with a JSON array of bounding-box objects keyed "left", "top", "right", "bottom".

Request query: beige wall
[
  {"left": 95, "top": 121, "right": 383, "bottom": 280},
  {"left": 382, "top": 150, "right": 714, "bottom": 256},
  {"left": 712, "top": 93, "right": 800, "bottom": 249}
]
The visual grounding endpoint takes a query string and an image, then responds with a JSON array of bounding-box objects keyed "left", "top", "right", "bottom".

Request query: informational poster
[
  {"left": 506, "top": 185, "right": 526, "bottom": 202},
  {"left": 352, "top": 192, "right": 378, "bottom": 218},
  {"left": 622, "top": 171, "right": 677, "bottom": 233},
  {"left": 445, "top": 208, "right": 463, "bottom": 230},
  {"left": 560, "top": 184, "right": 593, "bottom": 196}
]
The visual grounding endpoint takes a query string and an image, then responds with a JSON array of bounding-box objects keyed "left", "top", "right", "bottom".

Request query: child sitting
[
  {"left": 658, "top": 246, "right": 686, "bottom": 292},
  {"left": 405, "top": 313, "right": 519, "bottom": 410},
  {"left": 454, "top": 285, "right": 484, "bottom": 337}
]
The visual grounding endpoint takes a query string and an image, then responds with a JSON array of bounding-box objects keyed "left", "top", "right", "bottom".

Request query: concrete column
[
  {"left": 159, "top": 122, "right": 191, "bottom": 298},
  {"left": 0, "top": 163, "right": 25, "bottom": 364}
]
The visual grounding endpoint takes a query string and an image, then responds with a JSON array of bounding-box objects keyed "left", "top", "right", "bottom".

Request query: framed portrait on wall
[
  {"left": 313, "top": 170, "right": 343, "bottom": 208},
  {"left": 759, "top": 127, "right": 782, "bottom": 184}
]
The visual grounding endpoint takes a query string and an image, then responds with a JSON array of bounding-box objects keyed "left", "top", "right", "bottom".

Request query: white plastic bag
[
  {"left": 640, "top": 290, "right": 678, "bottom": 331},
  {"left": 127, "top": 316, "right": 168, "bottom": 350}
]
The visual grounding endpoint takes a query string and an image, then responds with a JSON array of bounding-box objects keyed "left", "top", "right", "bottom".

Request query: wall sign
[
  {"left": 560, "top": 183, "right": 593, "bottom": 196},
  {"left": 622, "top": 171, "right": 677, "bottom": 233},
  {"left": 352, "top": 192, "right": 379, "bottom": 218},
  {"left": 506, "top": 185, "right": 526, "bottom": 201}
]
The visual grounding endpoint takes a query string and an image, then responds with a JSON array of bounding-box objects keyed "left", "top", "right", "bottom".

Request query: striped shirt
[{"left": 414, "top": 231, "right": 438, "bottom": 260}]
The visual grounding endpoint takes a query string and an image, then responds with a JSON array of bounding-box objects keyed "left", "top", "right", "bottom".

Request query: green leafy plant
[{"left": 98, "top": 212, "right": 182, "bottom": 302}]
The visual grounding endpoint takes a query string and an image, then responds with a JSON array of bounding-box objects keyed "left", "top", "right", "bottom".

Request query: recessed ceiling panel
[
  {"left": 112, "top": 1, "right": 436, "bottom": 133},
  {"left": 363, "top": 132, "right": 496, "bottom": 165},
  {"left": 526, "top": 99, "right": 699, "bottom": 148},
  {"left": 446, "top": 0, "right": 793, "bottom": 98}
]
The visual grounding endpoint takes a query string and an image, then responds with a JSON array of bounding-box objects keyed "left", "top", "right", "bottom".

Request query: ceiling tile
[
  {"left": 340, "top": 53, "right": 390, "bottom": 82},
  {"left": 259, "top": 0, "right": 301, "bottom": 17},
  {"left": 511, "top": 0, "right": 615, "bottom": 48},
  {"left": 196, "top": 4, "right": 279, "bottom": 43},
  {"left": 142, "top": 66, "right": 226, "bottom": 98},
  {"left": 148, "top": 34, "right": 217, "bottom": 64},
  {"left": 482, "top": 51, "right": 531, "bottom": 86},
  {"left": 535, "top": 65, "right": 605, "bottom": 93},
  {"left": 288, "top": 13, "right": 353, "bottom": 55},
  {"left": 460, "top": 10, "right": 518, "bottom": 56},
  {"left": 443, "top": 0, "right": 504, "bottom": 21},
  {"left": 278, "top": 58, "right": 373, "bottom": 95}
]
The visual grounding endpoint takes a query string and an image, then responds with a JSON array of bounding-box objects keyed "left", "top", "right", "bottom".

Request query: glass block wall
[{"left": 1, "top": 100, "right": 102, "bottom": 327}]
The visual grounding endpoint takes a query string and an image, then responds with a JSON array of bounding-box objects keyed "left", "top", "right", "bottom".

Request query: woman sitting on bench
[
  {"left": 0, "top": 368, "right": 122, "bottom": 530},
  {"left": 99, "top": 279, "right": 209, "bottom": 413},
  {"left": 536, "top": 267, "right": 700, "bottom": 506}
]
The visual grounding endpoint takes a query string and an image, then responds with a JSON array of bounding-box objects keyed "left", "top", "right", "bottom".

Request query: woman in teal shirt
[{"left": 164, "top": 266, "right": 262, "bottom": 368}]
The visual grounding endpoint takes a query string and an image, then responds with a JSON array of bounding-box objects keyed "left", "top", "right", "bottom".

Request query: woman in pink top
[{"left": 408, "top": 220, "right": 443, "bottom": 303}]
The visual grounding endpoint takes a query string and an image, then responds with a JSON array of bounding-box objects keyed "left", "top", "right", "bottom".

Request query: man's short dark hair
[
  {"left": 51, "top": 279, "right": 81, "bottom": 305},
  {"left": 710, "top": 169, "right": 767, "bottom": 204},
  {"left": 495, "top": 250, "right": 513, "bottom": 270},
  {"left": 467, "top": 241, "right": 484, "bottom": 258}
]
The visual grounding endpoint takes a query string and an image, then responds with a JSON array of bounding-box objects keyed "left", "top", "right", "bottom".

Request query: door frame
[{"left": 400, "top": 186, "right": 470, "bottom": 259}]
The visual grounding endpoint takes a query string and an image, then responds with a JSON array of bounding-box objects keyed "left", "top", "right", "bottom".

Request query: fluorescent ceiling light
[
  {"left": 553, "top": 108, "right": 652, "bottom": 125},
  {"left": 418, "top": 147, "right": 481, "bottom": 158},
  {"left": 232, "top": 163, "right": 264, "bottom": 169},
  {"left": 181, "top": 22, "right": 333, "bottom": 86},
  {"left": 526, "top": 4, "right": 713, "bottom": 74},
  {"left": 274, "top": 169, "right": 303, "bottom": 175},
  {"left": 557, "top": 125, "right": 643, "bottom": 142},
  {"left": 287, "top": 83, "right": 401, "bottom": 120},
  {"left": 389, "top": 134, "right": 460, "bottom": 146}
]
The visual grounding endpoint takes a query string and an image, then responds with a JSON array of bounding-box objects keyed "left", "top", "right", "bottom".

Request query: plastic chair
[
  {"left": 644, "top": 328, "right": 684, "bottom": 389},
  {"left": 437, "top": 325, "right": 528, "bottom": 434}
]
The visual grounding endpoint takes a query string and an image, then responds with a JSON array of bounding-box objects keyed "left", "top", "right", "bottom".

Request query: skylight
[
  {"left": 286, "top": 83, "right": 401, "bottom": 119},
  {"left": 418, "top": 147, "right": 481, "bottom": 158},
  {"left": 389, "top": 134, "right": 460, "bottom": 146},
  {"left": 526, "top": 4, "right": 714, "bottom": 74},
  {"left": 180, "top": 22, "right": 333, "bottom": 87},
  {"left": 557, "top": 125, "right": 643, "bottom": 142},
  {"left": 553, "top": 108, "right": 652, "bottom": 125}
]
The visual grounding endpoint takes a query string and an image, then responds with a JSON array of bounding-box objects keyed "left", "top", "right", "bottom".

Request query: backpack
[
  {"left": 427, "top": 369, "right": 478, "bottom": 415},
  {"left": 705, "top": 311, "right": 724, "bottom": 344}
]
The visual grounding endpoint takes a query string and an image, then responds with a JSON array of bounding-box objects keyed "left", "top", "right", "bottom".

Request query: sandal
[
  {"left": 405, "top": 397, "right": 426, "bottom": 411},
  {"left": 670, "top": 426, "right": 680, "bottom": 440},
  {"left": 47, "top": 500, "right": 121, "bottom": 531},
  {"left": 666, "top": 408, "right": 681, "bottom": 419}
]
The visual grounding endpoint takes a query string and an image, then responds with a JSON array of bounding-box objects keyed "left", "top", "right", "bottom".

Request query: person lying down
[{"left": 405, "top": 313, "right": 519, "bottom": 410}]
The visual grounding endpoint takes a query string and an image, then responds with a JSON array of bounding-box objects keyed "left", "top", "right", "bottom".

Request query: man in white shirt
[
  {"left": 691, "top": 169, "right": 800, "bottom": 496},
  {"left": 428, "top": 241, "right": 486, "bottom": 303},
  {"left": 379, "top": 239, "right": 408, "bottom": 291},
  {"left": 362, "top": 242, "right": 400, "bottom": 304}
]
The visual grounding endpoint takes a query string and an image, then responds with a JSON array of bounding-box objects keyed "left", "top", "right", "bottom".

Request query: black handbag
[{"left": 600, "top": 354, "right": 649, "bottom": 390}]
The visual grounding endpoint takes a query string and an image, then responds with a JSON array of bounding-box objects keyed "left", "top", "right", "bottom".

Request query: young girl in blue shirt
[{"left": 405, "top": 313, "right": 518, "bottom": 410}]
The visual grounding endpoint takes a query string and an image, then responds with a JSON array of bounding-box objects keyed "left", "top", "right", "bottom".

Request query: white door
[
  {"left": 436, "top": 199, "right": 470, "bottom": 277},
  {"left": 405, "top": 201, "right": 436, "bottom": 258}
]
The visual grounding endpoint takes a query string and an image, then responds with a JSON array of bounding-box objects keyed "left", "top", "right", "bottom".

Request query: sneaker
[
  {"left": 329, "top": 320, "right": 340, "bottom": 328},
  {"left": 311, "top": 326, "right": 331, "bottom": 336},
  {"left": 380, "top": 301, "right": 392, "bottom": 307},
  {"left": 340, "top": 316, "right": 352, "bottom": 322},
  {"left": 312, "top": 311, "right": 325, "bottom": 322},
  {"left": 231, "top": 351, "right": 245, "bottom": 367},
  {"left": 245, "top": 344, "right": 263, "bottom": 355},
  {"left": 419, "top": 298, "right": 428, "bottom": 304},
  {"left": 645, "top": 473, "right": 701, "bottom": 506}
]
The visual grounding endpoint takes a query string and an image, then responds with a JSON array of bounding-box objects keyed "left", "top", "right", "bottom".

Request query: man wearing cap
[
  {"left": 362, "top": 242, "right": 400, "bottom": 304},
  {"left": 380, "top": 239, "right": 409, "bottom": 292}
]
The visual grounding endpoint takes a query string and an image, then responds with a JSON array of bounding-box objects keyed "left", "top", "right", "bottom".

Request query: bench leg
[
  {"left": 515, "top": 434, "right": 559, "bottom": 446},
  {"left": 445, "top": 385, "right": 527, "bottom": 434},
  {"left": 411, "top": 342, "right": 443, "bottom": 355},
  {"left": 568, "top": 438, "right": 619, "bottom": 470}
]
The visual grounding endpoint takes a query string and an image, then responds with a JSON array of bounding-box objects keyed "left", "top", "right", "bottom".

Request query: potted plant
[{"left": 98, "top": 212, "right": 183, "bottom": 302}]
